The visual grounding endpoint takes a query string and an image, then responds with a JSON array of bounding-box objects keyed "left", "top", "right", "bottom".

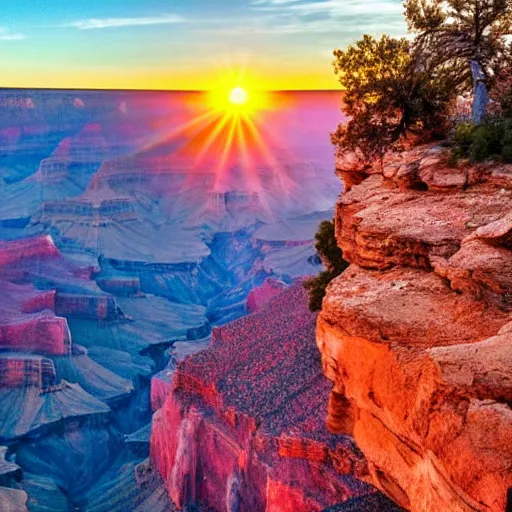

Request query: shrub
[
  {"left": 453, "top": 122, "right": 475, "bottom": 152},
  {"left": 314, "top": 220, "right": 346, "bottom": 274},
  {"left": 450, "top": 121, "right": 475, "bottom": 163},
  {"left": 451, "top": 118, "right": 512, "bottom": 162},
  {"left": 303, "top": 271, "right": 337, "bottom": 313},
  {"left": 303, "top": 220, "right": 349, "bottom": 312},
  {"left": 470, "top": 123, "right": 502, "bottom": 161}
]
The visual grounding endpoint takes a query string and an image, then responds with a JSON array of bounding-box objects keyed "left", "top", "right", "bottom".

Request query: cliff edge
[{"left": 317, "top": 144, "right": 512, "bottom": 511}]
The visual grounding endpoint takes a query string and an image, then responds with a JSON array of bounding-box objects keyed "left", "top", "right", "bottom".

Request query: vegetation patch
[{"left": 304, "top": 220, "right": 348, "bottom": 312}]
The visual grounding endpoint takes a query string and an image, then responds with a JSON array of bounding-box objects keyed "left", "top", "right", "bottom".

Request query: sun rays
[{"left": 123, "top": 73, "right": 288, "bottom": 209}]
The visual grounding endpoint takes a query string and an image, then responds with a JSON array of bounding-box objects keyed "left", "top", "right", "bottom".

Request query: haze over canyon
[{"left": 0, "top": 88, "right": 397, "bottom": 511}]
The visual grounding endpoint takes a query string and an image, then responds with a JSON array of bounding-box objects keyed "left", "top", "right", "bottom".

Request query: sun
[
  {"left": 229, "top": 87, "right": 248, "bottom": 106},
  {"left": 206, "top": 80, "right": 272, "bottom": 119}
]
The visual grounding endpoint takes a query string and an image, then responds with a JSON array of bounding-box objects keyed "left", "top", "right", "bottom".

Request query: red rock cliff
[
  {"left": 151, "top": 283, "right": 404, "bottom": 511},
  {"left": 317, "top": 145, "right": 512, "bottom": 512}
]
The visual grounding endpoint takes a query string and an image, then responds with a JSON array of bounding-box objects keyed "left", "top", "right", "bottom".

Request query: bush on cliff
[
  {"left": 451, "top": 118, "right": 512, "bottom": 163},
  {"left": 331, "top": 35, "right": 453, "bottom": 161},
  {"left": 304, "top": 220, "right": 348, "bottom": 312}
]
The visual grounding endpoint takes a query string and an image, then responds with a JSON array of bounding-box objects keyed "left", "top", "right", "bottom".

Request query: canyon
[
  {"left": 0, "top": 89, "right": 361, "bottom": 511},
  {"left": 150, "top": 280, "right": 403, "bottom": 511},
  {"left": 317, "top": 144, "right": 512, "bottom": 512}
]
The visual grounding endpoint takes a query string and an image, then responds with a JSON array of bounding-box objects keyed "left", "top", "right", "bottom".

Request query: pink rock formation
[
  {"left": 246, "top": 278, "right": 287, "bottom": 313},
  {"left": 0, "top": 279, "right": 70, "bottom": 356},
  {"left": 317, "top": 145, "right": 512, "bottom": 512},
  {"left": 0, "top": 354, "right": 56, "bottom": 389},
  {"left": 0, "top": 310, "right": 71, "bottom": 355},
  {"left": 51, "top": 122, "right": 108, "bottom": 162},
  {"left": 151, "top": 362, "right": 176, "bottom": 412},
  {"left": 151, "top": 283, "right": 381, "bottom": 511},
  {"left": 0, "top": 236, "right": 117, "bottom": 357},
  {"left": 0, "top": 235, "right": 60, "bottom": 267}
]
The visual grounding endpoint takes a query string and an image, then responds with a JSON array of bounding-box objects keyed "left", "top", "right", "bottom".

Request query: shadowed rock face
[
  {"left": 151, "top": 283, "right": 398, "bottom": 511},
  {"left": 318, "top": 145, "right": 512, "bottom": 512}
]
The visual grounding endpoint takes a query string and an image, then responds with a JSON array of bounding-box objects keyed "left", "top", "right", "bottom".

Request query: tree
[
  {"left": 405, "top": 0, "right": 512, "bottom": 123},
  {"left": 303, "top": 221, "right": 348, "bottom": 312},
  {"left": 332, "top": 35, "right": 453, "bottom": 161}
]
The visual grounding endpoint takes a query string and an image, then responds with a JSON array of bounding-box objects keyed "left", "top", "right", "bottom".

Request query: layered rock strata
[{"left": 318, "top": 145, "right": 512, "bottom": 511}]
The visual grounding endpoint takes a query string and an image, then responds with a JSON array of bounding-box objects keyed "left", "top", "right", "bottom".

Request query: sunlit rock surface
[
  {"left": 246, "top": 277, "right": 286, "bottom": 313},
  {"left": 151, "top": 283, "right": 398, "bottom": 511},
  {"left": 318, "top": 145, "right": 512, "bottom": 511}
]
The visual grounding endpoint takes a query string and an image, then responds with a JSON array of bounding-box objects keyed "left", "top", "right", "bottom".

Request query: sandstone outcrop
[
  {"left": 151, "top": 283, "right": 403, "bottom": 511},
  {"left": 318, "top": 145, "right": 512, "bottom": 511}
]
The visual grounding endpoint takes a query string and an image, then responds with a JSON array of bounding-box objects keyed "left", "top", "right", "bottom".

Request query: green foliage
[
  {"left": 314, "top": 220, "right": 346, "bottom": 274},
  {"left": 303, "top": 220, "right": 349, "bottom": 312},
  {"left": 451, "top": 118, "right": 512, "bottom": 162},
  {"left": 303, "top": 271, "right": 337, "bottom": 313},
  {"left": 453, "top": 122, "right": 475, "bottom": 150},
  {"left": 449, "top": 121, "right": 474, "bottom": 163},
  {"left": 332, "top": 35, "right": 453, "bottom": 161},
  {"left": 471, "top": 124, "right": 501, "bottom": 161}
]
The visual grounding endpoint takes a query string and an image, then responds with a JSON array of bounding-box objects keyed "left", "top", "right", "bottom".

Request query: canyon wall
[
  {"left": 317, "top": 144, "right": 512, "bottom": 511},
  {"left": 151, "top": 282, "right": 404, "bottom": 511}
]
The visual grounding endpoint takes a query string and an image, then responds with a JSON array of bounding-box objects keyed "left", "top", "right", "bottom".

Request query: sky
[{"left": 0, "top": 0, "right": 406, "bottom": 91}]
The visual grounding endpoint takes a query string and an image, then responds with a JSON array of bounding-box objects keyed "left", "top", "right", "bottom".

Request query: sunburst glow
[
  {"left": 208, "top": 85, "right": 267, "bottom": 117},
  {"left": 137, "top": 71, "right": 284, "bottom": 200},
  {"left": 229, "top": 87, "right": 248, "bottom": 105}
]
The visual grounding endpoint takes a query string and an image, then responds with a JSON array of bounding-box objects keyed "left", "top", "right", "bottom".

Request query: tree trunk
[{"left": 471, "top": 60, "right": 488, "bottom": 124}]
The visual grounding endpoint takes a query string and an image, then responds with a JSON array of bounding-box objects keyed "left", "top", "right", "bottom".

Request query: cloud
[
  {"left": 0, "top": 28, "right": 25, "bottom": 41},
  {"left": 243, "top": 0, "right": 406, "bottom": 38},
  {"left": 242, "top": 15, "right": 404, "bottom": 35},
  {"left": 62, "top": 14, "right": 186, "bottom": 30},
  {"left": 251, "top": 0, "right": 403, "bottom": 17},
  {"left": 251, "top": 0, "right": 302, "bottom": 4}
]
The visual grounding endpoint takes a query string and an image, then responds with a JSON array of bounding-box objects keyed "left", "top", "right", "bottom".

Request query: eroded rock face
[
  {"left": 151, "top": 284, "right": 395, "bottom": 511},
  {"left": 318, "top": 145, "right": 512, "bottom": 512}
]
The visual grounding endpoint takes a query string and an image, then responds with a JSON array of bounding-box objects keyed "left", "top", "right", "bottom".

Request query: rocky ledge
[{"left": 317, "top": 145, "right": 512, "bottom": 512}]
